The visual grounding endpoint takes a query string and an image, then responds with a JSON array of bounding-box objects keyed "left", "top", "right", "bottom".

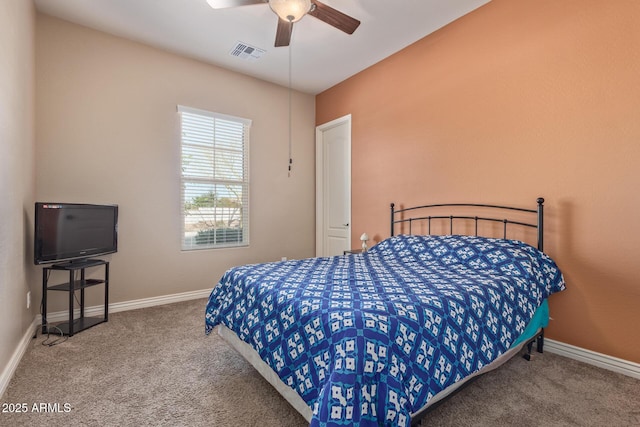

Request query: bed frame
[
  {"left": 390, "top": 198, "right": 547, "bottom": 425},
  {"left": 391, "top": 197, "right": 545, "bottom": 251},
  {"left": 217, "top": 198, "right": 551, "bottom": 426}
]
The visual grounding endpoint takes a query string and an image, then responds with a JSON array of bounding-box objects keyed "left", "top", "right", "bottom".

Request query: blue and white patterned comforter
[{"left": 205, "top": 235, "right": 565, "bottom": 426}]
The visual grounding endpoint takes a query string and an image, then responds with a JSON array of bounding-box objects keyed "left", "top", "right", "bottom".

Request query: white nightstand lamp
[{"left": 360, "top": 233, "right": 369, "bottom": 252}]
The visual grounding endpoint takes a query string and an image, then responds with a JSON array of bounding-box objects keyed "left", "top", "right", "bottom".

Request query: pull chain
[{"left": 288, "top": 32, "right": 293, "bottom": 177}]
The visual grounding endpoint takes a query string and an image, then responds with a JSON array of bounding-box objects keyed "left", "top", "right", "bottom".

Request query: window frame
[{"left": 178, "top": 105, "right": 251, "bottom": 251}]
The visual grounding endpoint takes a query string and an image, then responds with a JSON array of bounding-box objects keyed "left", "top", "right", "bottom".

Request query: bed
[{"left": 205, "top": 198, "right": 565, "bottom": 426}]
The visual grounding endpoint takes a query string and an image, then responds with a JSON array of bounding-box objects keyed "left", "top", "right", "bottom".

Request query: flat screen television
[{"left": 34, "top": 202, "right": 118, "bottom": 265}]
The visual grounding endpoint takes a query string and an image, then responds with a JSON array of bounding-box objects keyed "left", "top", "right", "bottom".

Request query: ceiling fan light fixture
[{"left": 269, "top": 0, "right": 312, "bottom": 23}]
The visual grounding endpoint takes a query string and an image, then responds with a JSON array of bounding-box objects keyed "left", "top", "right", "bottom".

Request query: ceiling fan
[{"left": 206, "top": 0, "right": 361, "bottom": 47}]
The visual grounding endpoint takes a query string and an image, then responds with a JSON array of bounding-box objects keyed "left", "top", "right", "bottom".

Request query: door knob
[{"left": 343, "top": 223, "right": 349, "bottom": 227}]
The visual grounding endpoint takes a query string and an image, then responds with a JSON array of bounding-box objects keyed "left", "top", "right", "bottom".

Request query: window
[{"left": 178, "top": 105, "right": 250, "bottom": 250}]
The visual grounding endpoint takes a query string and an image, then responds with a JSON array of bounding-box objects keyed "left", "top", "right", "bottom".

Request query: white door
[{"left": 316, "top": 115, "right": 351, "bottom": 257}]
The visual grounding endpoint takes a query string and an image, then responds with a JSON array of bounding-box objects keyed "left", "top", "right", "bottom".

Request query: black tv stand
[{"left": 41, "top": 259, "right": 109, "bottom": 337}]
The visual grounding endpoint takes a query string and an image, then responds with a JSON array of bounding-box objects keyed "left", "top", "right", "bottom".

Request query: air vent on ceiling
[{"left": 229, "top": 42, "right": 266, "bottom": 61}]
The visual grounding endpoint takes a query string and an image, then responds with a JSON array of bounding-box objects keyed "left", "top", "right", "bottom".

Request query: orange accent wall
[{"left": 316, "top": 0, "right": 640, "bottom": 363}]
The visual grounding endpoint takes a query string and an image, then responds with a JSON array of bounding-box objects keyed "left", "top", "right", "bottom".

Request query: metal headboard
[{"left": 390, "top": 198, "right": 545, "bottom": 251}]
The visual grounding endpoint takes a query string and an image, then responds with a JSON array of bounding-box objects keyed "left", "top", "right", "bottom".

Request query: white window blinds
[{"left": 178, "top": 105, "right": 250, "bottom": 250}]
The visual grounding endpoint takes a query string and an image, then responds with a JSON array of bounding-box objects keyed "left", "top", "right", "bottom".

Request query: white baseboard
[
  {"left": 39, "top": 288, "right": 212, "bottom": 324},
  {"left": 545, "top": 338, "right": 640, "bottom": 380},
  {"left": 0, "top": 318, "right": 39, "bottom": 399}
]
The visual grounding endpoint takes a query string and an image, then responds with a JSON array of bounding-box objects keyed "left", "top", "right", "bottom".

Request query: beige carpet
[{"left": 1, "top": 298, "right": 639, "bottom": 426}]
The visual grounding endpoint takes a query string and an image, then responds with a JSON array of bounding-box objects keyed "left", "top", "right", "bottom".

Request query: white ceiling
[{"left": 34, "top": 0, "right": 491, "bottom": 94}]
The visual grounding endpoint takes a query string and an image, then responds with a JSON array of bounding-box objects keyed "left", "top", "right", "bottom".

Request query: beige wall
[
  {"left": 317, "top": 0, "right": 640, "bottom": 363},
  {"left": 0, "top": 0, "right": 36, "bottom": 388},
  {"left": 36, "top": 14, "right": 316, "bottom": 311}
]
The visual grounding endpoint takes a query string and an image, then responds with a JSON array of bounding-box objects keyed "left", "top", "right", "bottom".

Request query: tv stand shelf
[
  {"left": 47, "top": 278, "right": 104, "bottom": 292},
  {"left": 42, "top": 259, "right": 109, "bottom": 337}
]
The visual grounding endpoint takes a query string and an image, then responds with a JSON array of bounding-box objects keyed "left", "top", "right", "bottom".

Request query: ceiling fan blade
[
  {"left": 309, "top": 1, "right": 360, "bottom": 34},
  {"left": 275, "top": 18, "right": 293, "bottom": 47},
  {"left": 206, "top": 0, "right": 266, "bottom": 9}
]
